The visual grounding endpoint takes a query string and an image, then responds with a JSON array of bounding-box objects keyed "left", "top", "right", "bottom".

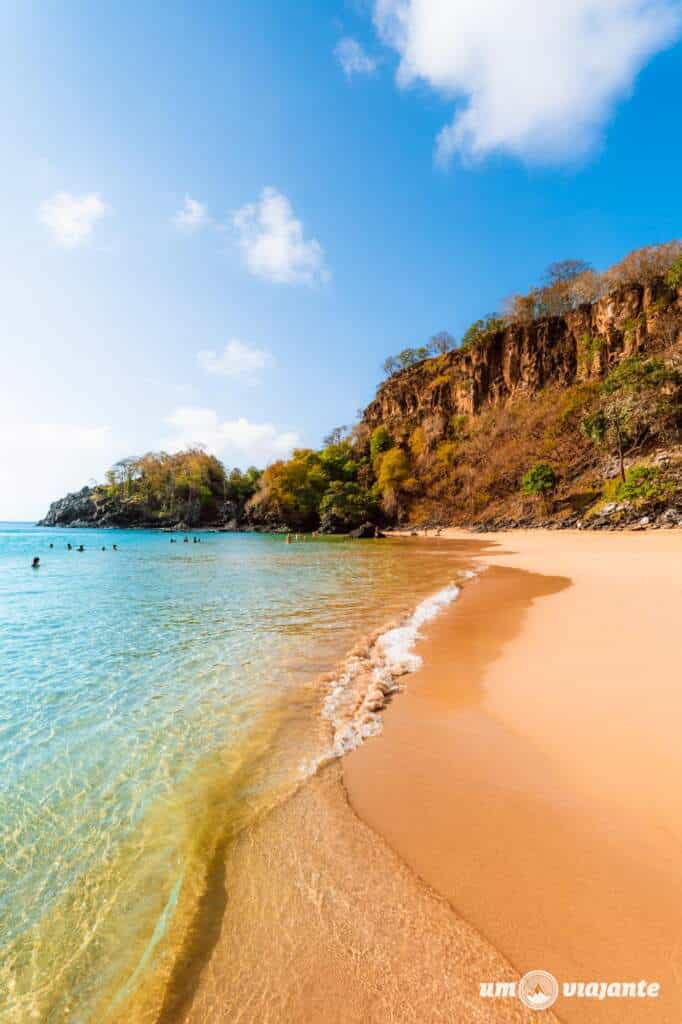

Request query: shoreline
[
  {"left": 160, "top": 527, "right": 682, "bottom": 1023},
  {"left": 345, "top": 528, "right": 682, "bottom": 1023},
  {"left": 166, "top": 536, "right": 558, "bottom": 1023}
]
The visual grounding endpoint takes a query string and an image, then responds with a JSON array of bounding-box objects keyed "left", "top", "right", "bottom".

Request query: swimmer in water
[
  {"left": 67, "top": 543, "right": 72, "bottom": 550},
  {"left": 32, "top": 557, "right": 40, "bottom": 568},
  {"left": 112, "top": 544, "right": 118, "bottom": 551},
  {"left": 77, "top": 545, "right": 84, "bottom": 552}
]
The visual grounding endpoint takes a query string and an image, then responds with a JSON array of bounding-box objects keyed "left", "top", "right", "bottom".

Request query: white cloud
[
  {"left": 0, "top": 421, "right": 117, "bottom": 521},
  {"left": 335, "top": 37, "right": 378, "bottom": 76},
  {"left": 162, "top": 407, "right": 299, "bottom": 465},
  {"left": 38, "top": 192, "right": 109, "bottom": 247},
  {"left": 173, "top": 195, "right": 209, "bottom": 230},
  {"left": 197, "top": 338, "right": 274, "bottom": 382},
  {"left": 373, "top": 0, "right": 682, "bottom": 164},
  {"left": 233, "top": 187, "right": 328, "bottom": 285}
]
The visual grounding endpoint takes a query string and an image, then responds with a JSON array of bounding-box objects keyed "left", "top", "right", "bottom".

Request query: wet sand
[
  {"left": 345, "top": 530, "right": 682, "bottom": 1023},
  {"left": 178, "top": 761, "right": 555, "bottom": 1024}
]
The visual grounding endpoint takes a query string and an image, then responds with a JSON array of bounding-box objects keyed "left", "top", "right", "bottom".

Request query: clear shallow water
[{"left": 0, "top": 523, "right": 467, "bottom": 1022}]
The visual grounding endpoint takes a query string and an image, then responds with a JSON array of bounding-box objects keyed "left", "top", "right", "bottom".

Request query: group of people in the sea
[
  {"left": 32, "top": 534, "right": 209, "bottom": 566},
  {"left": 31, "top": 542, "right": 118, "bottom": 567}
]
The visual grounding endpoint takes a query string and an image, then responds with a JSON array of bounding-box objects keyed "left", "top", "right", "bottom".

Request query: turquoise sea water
[{"left": 0, "top": 522, "right": 464, "bottom": 1021}]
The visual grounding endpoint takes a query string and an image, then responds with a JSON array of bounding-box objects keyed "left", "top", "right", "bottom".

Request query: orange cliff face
[
  {"left": 359, "top": 276, "right": 682, "bottom": 529},
  {"left": 363, "top": 278, "right": 681, "bottom": 434}
]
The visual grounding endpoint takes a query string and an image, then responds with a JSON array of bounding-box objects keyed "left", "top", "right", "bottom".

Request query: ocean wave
[{"left": 301, "top": 573, "right": 474, "bottom": 772}]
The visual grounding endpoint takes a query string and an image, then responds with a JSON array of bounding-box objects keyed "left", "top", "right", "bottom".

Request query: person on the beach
[
  {"left": 286, "top": 533, "right": 292, "bottom": 544},
  {"left": 32, "top": 557, "right": 40, "bottom": 568}
]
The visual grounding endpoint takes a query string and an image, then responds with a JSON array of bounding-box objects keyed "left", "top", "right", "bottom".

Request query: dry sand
[{"left": 345, "top": 529, "right": 682, "bottom": 1023}]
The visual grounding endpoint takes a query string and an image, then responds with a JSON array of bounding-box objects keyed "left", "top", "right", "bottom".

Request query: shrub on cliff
[
  {"left": 375, "top": 448, "right": 413, "bottom": 517},
  {"left": 460, "top": 314, "right": 504, "bottom": 351},
  {"left": 521, "top": 463, "right": 558, "bottom": 507},
  {"left": 370, "top": 426, "right": 394, "bottom": 462},
  {"left": 666, "top": 255, "right": 682, "bottom": 290},
  {"left": 615, "top": 466, "right": 674, "bottom": 504}
]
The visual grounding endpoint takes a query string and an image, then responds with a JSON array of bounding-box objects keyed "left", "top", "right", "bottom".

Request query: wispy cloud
[
  {"left": 162, "top": 407, "right": 299, "bottom": 465},
  {"left": 38, "top": 192, "right": 109, "bottom": 248},
  {"left": 173, "top": 195, "right": 209, "bottom": 231},
  {"left": 0, "top": 421, "right": 113, "bottom": 453},
  {"left": 233, "top": 187, "right": 328, "bottom": 285},
  {"left": 197, "top": 338, "right": 274, "bottom": 383},
  {"left": 335, "top": 37, "right": 378, "bottom": 77},
  {"left": 373, "top": 0, "right": 682, "bottom": 165}
]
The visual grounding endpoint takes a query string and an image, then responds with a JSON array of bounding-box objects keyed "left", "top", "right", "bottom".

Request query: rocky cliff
[
  {"left": 364, "top": 279, "right": 680, "bottom": 439},
  {"left": 361, "top": 276, "right": 682, "bottom": 530}
]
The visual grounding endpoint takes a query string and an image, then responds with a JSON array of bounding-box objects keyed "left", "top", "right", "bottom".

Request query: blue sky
[{"left": 2, "top": 0, "right": 682, "bottom": 519}]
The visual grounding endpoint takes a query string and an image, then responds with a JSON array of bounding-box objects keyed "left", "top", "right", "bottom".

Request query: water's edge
[{"left": 113, "top": 572, "right": 473, "bottom": 1024}]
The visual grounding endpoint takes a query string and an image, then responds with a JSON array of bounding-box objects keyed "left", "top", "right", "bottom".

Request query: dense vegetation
[{"left": 93, "top": 449, "right": 261, "bottom": 527}]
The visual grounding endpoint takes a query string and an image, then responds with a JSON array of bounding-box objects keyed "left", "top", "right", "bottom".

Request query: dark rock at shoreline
[{"left": 349, "top": 522, "right": 385, "bottom": 539}]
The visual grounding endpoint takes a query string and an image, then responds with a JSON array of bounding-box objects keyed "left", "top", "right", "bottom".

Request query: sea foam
[{"left": 313, "top": 573, "right": 473, "bottom": 766}]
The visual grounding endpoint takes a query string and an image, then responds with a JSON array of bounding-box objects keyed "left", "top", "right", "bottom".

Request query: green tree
[
  {"left": 430, "top": 330, "right": 455, "bottom": 355},
  {"left": 582, "top": 357, "right": 682, "bottom": 481},
  {"left": 377, "top": 448, "right": 410, "bottom": 494},
  {"left": 318, "top": 481, "right": 378, "bottom": 533},
  {"left": 460, "top": 314, "right": 504, "bottom": 351}
]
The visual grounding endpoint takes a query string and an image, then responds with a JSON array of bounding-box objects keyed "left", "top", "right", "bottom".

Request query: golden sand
[
  {"left": 176, "top": 529, "right": 682, "bottom": 1023},
  {"left": 346, "top": 529, "right": 682, "bottom": 1023}
]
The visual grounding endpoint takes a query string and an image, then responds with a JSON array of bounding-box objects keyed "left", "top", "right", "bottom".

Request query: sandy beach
[
  {"left": 346, "top": 529, "right": 682, "bottom": 1022},
  {"left": 174, "top": 528, "right": 682, "bottom": 1023}
]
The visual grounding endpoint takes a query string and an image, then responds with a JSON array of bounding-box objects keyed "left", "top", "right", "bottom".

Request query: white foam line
[{"left": 300, "top": 572, "right": 475, "bottom": 775}]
